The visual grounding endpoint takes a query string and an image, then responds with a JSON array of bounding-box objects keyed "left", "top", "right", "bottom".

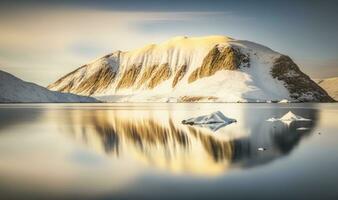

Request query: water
[{"left": 0, "top": 103, "right": 338, "bottom": 200}]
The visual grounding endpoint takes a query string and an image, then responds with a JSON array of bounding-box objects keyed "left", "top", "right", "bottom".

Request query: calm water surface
[{"left": 0, "top": 103, "right": 338, "bottom": 200}]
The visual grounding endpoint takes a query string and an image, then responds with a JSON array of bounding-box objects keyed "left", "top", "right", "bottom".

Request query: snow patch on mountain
[{"left": 0, "top": 70, "right": 98, "bottom": 103}]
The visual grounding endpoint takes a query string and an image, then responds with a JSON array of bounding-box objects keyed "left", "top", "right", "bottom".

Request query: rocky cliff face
[
  {"left": 48, "top": 55, "right": 118, "bottom": 95},
  {"left": 271, "top": 56, "right": 333, "bottom": 102},
  {"left": 188, "top": 46, "right": 249, "bottom": 83},
  {"left": 48, "top": 35, "right": 333, "bottom": 102}
]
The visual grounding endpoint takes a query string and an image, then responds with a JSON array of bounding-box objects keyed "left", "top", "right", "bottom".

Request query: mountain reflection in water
[{"left": 61, "top": 106, "right": 318, "bottom": 175}]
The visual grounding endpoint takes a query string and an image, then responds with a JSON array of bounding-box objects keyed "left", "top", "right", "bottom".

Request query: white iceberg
[
  {"left": 278, "top": 99, "right": 290, "bottom": 103},
  {"left": 258, "top": 147, "right": 266, "bottom": 151},
  {"left": 267, "top": 111, "right": 311, "bottom": 125},
  {"left": 182, "top": 111, "right": 237, "bottom": 131}
]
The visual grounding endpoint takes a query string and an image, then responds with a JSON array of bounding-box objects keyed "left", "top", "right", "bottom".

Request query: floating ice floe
[
  {"left": 258, "top": 147, "right": 266, "bottom": 151},
  {"left": 267, "top": 111, "right": 311, "bottom": 126},
  {"left": 182, "top": 111, "right": 237, "bottom": 132}
]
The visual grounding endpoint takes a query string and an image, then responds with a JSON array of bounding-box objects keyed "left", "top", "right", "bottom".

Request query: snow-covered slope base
[
  {"left": 48, "top": 35, "right": 333, "bottom": 102},
  {"left": 0, "top": 70, "right": 98, "bottom": 103},
  {"left": 315, "top": 77, "right": 338, "bottom": 101}
]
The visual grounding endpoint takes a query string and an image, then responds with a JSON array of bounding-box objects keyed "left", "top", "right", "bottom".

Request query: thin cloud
[{"left": 0, "top": 8, "right": 233, "bottom": 85}]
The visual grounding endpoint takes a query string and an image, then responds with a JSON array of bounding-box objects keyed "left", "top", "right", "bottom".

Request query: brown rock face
[
  {"left": 137, "top": 64, "right": 158, "bottom": 88},
  {"left": 116, "top": 64, "right": 142, "bottom": 90},
  {"left": 147, "top": 63, "right": 171, "bottom": 89},
  {"left": 47, "top": 65, "right": 86, "bottom": 92},
  {"left": 172, "top": 65, "right": 187, "bottom": 88},
  {"left": 179, "top": 96, "right": 218, "bottom": 102},
  {"left": 48, "top": 63, "right": 116, "bottom": 95},
  {"left": 77, "top": 65, "right": 116, "bottom": 95},
  {"left": 271, "top": 55, "right": 334, "bottom": 102},
  {"left": 188, "top": 45, "right": 249, "bottom": 83}
]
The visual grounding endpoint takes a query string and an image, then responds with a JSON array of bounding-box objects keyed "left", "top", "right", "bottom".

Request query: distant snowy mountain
[
  {"left": 0, "top": 70, "right": 98, "bottom": 103},
  {"left": 315, "top": 77, "right": 338, "bottom": 101},
  {"left": 48, "top": 35, "right": 333, "bottom": 102}
]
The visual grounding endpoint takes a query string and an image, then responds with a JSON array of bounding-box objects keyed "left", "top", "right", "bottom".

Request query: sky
[{"left": 0, "top": 0, "right": 338, "bottom": 86}]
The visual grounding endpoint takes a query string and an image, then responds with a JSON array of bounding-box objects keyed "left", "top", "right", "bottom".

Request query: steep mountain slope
[
  {"left": 0, "top": 70, "right": 98, "bottom": 103},
  {"left": 315, "top": 77, "right": 338, "bottom": 101},
  {"left": 48, "top": 36, "right": 333, "bottom": 102}
]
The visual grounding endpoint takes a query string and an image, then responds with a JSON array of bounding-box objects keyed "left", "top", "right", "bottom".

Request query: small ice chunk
[
  {"left": 267, "top": 111, "right": 311, "bottom": 125},
  {"left": 267, "top": 117, "right": 279, "bottom": 122},
  {"left": 258, "top": 147, "right": 266, "bottom": 151},
  {"left": 297, "top": 127, "right": 309, "bottom": 131},
  {"left": 278, "top": 99, "right": 290, "bottom": 103},
  {"left": 279, "top": 111, "right": 311, "bottom": 121},
  {"left": 182, "top": 111, "right": 236, "bottom": 132}
]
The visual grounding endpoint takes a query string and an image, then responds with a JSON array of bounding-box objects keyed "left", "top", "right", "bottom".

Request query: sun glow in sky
[{"left": 0, "top": 0, "right": 337, "bottom": 86}]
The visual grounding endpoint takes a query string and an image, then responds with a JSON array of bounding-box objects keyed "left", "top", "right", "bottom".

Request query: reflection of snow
[
  {"left": 182, "top": 111, "right": 237, "bottom": 131},
  {"left": 267, "top": 111, "right": 311, "bottom": 126}
]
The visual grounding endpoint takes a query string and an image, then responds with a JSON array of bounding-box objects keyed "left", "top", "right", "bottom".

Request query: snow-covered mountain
[
  {"left": 315, "top": 77, "right": 338, "bottom": 101},
  {"left": 48, "top": 35, "right": 333, "bottom": 102},
  {"left": 0, "top": 70, "right": 98, "bottom": 103}
]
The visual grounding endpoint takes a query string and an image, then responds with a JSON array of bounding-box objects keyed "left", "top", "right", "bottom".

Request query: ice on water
[{"left": 182, "top": 111, "right": 237, "bottom": 131}]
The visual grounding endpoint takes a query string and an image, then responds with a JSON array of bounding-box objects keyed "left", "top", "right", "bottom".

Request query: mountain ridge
[{"left": 48, "top": 35, "right": 333, "bottom": 102}]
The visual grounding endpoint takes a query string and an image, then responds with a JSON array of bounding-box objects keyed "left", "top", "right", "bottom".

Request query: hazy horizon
[{"left": 1, "top": 0, "right": 338, "bottom": 86}]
